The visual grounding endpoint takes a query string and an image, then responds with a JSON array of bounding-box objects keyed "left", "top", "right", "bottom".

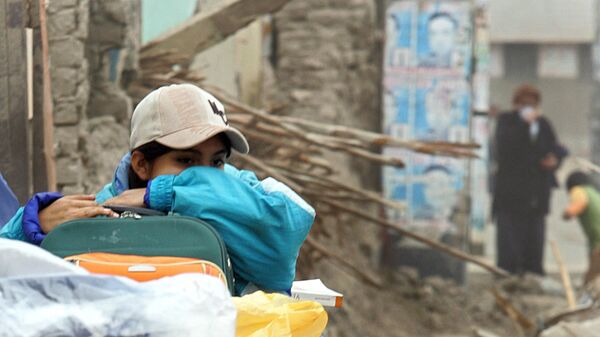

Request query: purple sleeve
[
  {"left": 22, "top": 192, "right": 63, "bottom": 245},
  {"left": 144, "top": 179, "right": 152, "bottom": 208}
]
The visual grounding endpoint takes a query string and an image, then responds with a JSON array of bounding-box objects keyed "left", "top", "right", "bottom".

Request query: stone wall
[
  {"left": 271, "top": 1, "right": 383, "bottom": 336},
  {"left": 47, "top": 0, "right": 138, "bottom": 194},
  {"left": 47, "top": 0, "right": 90, "bottom": 194},
  {"left": 273, "top": 0, "right": 382, "bottom": 186}
]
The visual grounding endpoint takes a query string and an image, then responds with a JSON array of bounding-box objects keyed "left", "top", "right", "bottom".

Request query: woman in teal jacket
[{"left": 0, "top": 84, "right": 315, "bottom": 295}]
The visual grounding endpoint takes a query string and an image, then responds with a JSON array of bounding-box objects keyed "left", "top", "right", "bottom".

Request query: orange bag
[{"left": 65, "top": 252, "right": 227, "bottom": 284}]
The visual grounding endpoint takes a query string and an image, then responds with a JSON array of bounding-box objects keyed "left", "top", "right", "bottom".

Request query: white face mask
[{"left": 519, "top": 106, "right": 537, "bottom": 121}]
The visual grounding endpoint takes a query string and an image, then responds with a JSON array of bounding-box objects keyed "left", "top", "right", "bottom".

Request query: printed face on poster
[
  {"left": 385, "top": 1, "right": 472, "bottom": 73},
  {"left": 414, "top": 80, "right": 470, "bottom": 142},
  {"left": 383, "top": 0, "right": 473, "bottom": 239},
  {"left": 385, "top": 148, "right": 464, "bottom": 237}
]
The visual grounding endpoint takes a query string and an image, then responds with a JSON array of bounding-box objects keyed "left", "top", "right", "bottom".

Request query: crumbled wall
[
  {"left": 47, "top": 0, "right": 138, "bottom": 194},
  {"left": 271, "top": 1, "right": 383, "bottom": 336},
  {"left": 273, "top": 0, "right": 382, "bottom": 186},
  {"left": 47, "top": 0, "right": 90, "bottom": 194}
]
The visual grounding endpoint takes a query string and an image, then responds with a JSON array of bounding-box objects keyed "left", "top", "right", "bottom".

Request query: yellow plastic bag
[{"left": 233, "top": 291, "right": 328, "bottom": 337}]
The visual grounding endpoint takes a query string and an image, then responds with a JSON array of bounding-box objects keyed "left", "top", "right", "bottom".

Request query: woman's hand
[
  {"left": 39, "top": 194, "right": 118, "bottom": 234},
  {"left": 103, "top": 188, "right": 146, "bottom": 208}
]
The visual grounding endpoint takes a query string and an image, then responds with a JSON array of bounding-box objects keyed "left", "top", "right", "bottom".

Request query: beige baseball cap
[{"left": 130, "top": 84, "right": 249, "bottom": 154}]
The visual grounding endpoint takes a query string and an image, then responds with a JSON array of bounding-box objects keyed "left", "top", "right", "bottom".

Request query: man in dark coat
[{"left": 493, "top": 84, "right": 564, "bottom": 275}]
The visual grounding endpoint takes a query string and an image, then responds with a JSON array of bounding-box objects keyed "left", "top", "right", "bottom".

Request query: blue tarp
[{"left": 0, "top": 174, "right": 18, "bottom": 227}]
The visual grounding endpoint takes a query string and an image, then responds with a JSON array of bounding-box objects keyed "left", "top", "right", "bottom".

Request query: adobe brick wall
[
  {"left": 271, "top": 1, "right": 384, "bottom": 336},
  {"left": 47, "top": 0, "right": 138, "bottom": 194}
]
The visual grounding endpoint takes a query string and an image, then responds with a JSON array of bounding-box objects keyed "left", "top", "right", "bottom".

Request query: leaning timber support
[{"left": 142, "top": 0, "right": 293, "bottom": 60}]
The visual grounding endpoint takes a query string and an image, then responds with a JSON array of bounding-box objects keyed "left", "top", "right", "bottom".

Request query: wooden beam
[
  {"left": 141, "top": 0, "right": 291, "bottom": 59},
  {"left": 550, "top": 240, "right": 576, "bottom": 310},
  {"left": 29, "top": 0, "right": 56, "bottom": 192},
  {"left": 38, "top": 0, "right": 56, "bottom": 192}
]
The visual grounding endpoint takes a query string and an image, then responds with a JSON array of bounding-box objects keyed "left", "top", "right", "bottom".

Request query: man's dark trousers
[{"left": 496, "top": 210, "right": 546, "bottom": 275}]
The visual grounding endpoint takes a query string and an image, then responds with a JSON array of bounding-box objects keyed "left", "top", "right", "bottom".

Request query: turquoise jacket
[{"left": 1, "top": 162, "right": 315, "bottom": 293}]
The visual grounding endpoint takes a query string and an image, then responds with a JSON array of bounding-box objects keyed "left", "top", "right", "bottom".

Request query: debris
[{"left": 126, "top": 13, "right": 503, "bottom": 286}]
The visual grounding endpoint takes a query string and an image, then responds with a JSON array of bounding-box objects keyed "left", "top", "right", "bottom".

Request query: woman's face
[{"left": 148, "top": 135, "right": 228, "bottom": 179}]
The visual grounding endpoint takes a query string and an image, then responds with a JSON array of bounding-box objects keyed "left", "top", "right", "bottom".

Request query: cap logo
[{"left": 209, "top": 99, "right": 228, "bottom": 125}]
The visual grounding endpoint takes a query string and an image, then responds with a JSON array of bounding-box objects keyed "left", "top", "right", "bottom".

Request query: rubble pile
[{"left": 325, "top": 269, "right": 571, "bottom": 337}]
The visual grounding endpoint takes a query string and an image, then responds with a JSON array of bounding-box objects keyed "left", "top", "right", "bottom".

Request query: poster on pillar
[
  {"left": 383, "top": 0, "right": 473, "bottom": 243},
  {"left": 385, "top": 0, "right": 472, "bottom": 74}
]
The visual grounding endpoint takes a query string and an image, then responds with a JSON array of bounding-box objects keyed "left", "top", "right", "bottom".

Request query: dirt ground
[{"left": 323, "top": 267, "right": 574, "bottom": 337}]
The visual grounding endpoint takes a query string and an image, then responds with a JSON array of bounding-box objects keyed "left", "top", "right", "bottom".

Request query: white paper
[
  {"left": 292, "top": 279, "right": 343, "bottom": 296},
  {"left": 292, "top": 279, "right": 343, "bottom": 307}
]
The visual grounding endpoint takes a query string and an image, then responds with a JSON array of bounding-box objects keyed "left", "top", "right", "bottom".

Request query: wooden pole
[
  {"left": 550, "top": 240, "right": 577, "bottom": 309},
  {"left": 26, "top": 28, "right": 33, "bottom": 121},
  {"left": 491, "top": 289, "right": 534, "bottom": 337},
  {"left": 38, "top": 0, "right": 56, "bottom": 191}
]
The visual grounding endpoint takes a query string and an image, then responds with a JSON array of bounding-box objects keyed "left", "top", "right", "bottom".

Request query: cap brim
[{"left": 155, "top": 125, "right": 249, "bottom": 154}]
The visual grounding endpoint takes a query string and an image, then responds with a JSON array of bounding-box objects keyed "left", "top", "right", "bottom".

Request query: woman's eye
[
  {"left": 212, "top": 158, "right": 225, "bottom": 167},
  {"left": 177, "top": 157, "right": 194, "bottom": 165}
]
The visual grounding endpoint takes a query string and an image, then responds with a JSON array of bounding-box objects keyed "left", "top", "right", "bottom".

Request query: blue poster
[
  {"left": 383, "top": 0, "right": 473, "bottom": 240},
  {"left": 384, "top": 1, "right": 472, "bottom": 73},
  {"left": 413, "top": 80, "right": 470, "bottom": 142}
]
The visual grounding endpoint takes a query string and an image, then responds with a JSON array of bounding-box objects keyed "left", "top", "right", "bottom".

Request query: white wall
[{"left": 490, "top": 0, "right": 596, "bottom": 43}]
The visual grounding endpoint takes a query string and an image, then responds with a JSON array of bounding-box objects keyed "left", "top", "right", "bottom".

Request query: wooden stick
[
  {"left": 322, "top": 199, "right": 509, "bottom": 277},
  {"left": 211, "top": 88, "right": 319, "bottom": 145},
  {"left": 550, "top": 240, "right": 577, "bottom": 309},
  {"left": 26, "top": 28, "right": 33, "bottom": 121},
  {"left": 268, "top": 163, "right": 406, "bottom": 211},
  {"left": 325, "top": 142, "right": 405, "bottom": 168},
  {"left": 305, "top": 236, "right": 383, "bottom": 288},
  {"left": 270, "top": 163, "right": 406, "bottom": 211},
  {"left": 235, "top": 126, "right": 312, "bottom": 153},
  {"left": 296, "top": 154, "right": 336, "bottom": 174},
  {"left": 491, "top": 288, "right": 534, "bottom": 333},
  {"left": 303, "top": 190, "right": 372, "bottom": 202},
  {"left": 280, "top": 116, "right": 479, "bottom": 157},
  {"left": 39, "top": 0, "right": 56, "bottom": 191},
  {"left": 307, "top": 133, "right": 369, "bottom": 149},
  {"left": 421, "top": 140, "right": 480, "bottom": 149},
  {"left": 236, "top": 154, "right": 305, "bottom": 193},
  {"left": 214, "top": 89, "right": 419, "bottom": 164},
  {"left": 542, "top": 305, "right": 594, "bottom": 329}
]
